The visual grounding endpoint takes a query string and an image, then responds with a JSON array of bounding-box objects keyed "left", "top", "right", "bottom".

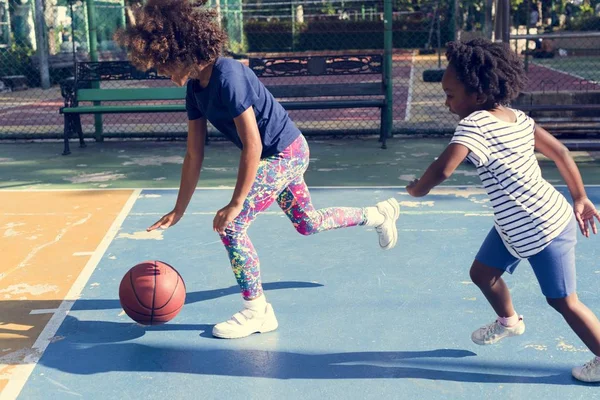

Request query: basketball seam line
[
  {"left": 129, "top": 269, "right": 151, "bottom": 316},
  {"left": 151, "top": 261, "right": 157, "bottom": 325}
]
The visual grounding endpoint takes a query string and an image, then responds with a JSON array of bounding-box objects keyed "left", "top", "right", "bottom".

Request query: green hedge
[{"left": 245, "top": 20, "right": 452, "bottom": 52}]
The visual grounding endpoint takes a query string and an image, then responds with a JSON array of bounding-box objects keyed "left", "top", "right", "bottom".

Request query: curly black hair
[
  {"left": 445, "top": 38, "right": 527, "bottom": 105},
  {"left": 114, "top": 0, "right": 227, "bottom": 72}
]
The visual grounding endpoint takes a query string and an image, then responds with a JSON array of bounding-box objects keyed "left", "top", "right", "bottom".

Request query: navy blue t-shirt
[{"left": 186, "top": 57, "right": 301, "bottom": 159}]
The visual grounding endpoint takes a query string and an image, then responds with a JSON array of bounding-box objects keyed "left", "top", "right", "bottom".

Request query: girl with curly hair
[
  {"left": 406, "top": 38, "right": 600, "bottom": 382},
  {"left": 116, "top": 0, "right": 400, "bottom": 339}
]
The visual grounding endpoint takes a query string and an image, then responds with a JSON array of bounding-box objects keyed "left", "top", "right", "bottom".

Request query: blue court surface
[{"left": 13, "top": 187, "right": 600, "bottom": 399}]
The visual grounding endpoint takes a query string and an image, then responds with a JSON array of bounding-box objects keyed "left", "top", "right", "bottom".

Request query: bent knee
[
  {"left": 546, "top": 293, "right": 579, "bottom": 313},
  {"left": 294, "top": 221, "right": 319, "bottom": 236},
  {"left": 470, "top": 260, "right": 502, "bottom": 287}
]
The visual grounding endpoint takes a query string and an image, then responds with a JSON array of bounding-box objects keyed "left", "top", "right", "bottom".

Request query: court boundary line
[
  {"left": 1, "top": 184, "right": 599, "bottom": 192},
  {"left": 404, "top": 50, "right": 416, "bottom": 122},
  {"left": 0, "top": 189, "right": 141, "bottom": 400}
]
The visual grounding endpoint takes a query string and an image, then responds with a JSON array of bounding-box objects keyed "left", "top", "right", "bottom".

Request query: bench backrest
[
  {"left": 76, "top": 61, "right": 169, "bottom": 82},
  {"left": 249, "top": 54, "right": 385, "bottom": 98},
  {"left": 76, "top": 87, "right": 185, "bottom": 102}
]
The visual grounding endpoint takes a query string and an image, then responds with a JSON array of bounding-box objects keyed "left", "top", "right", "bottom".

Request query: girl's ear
[{"left": 475, "top": 92, "right": 488, "bottom": 105}]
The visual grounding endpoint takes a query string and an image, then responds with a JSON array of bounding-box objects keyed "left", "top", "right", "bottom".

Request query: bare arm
[
  {"left": 213, "top": 107, "right": 263, "bottom": 233},
  {"left": 534, "top": 124, "right": 600, "bottom": 236},
  {"left": 406, "top": 144, "right": 470, "bottom": 197},
  {"left": 147, "top": 118, "right": 206, "bottom": 231},
  {"left": 230, "top": 107, "right": 263, "bottom": 207},
  {"left": 534, "top": 124, "right": 586, "bottom": 202},
  {"left": 173, "top": 118, "right": 207, "bottom": 214}
]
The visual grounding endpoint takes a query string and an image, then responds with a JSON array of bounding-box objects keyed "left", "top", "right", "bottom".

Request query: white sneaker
[
  {"left": 572, "top": 357, "right": 600, "bottom": 382},
  {"left": 471, "top": 316, "right": 525, "bottom": 345},
  {"left": 212, "top": 303, "right": 278, "bottom": 339},
  {"left": 375, "top": 198, "right": 400, "bottom": 250}
]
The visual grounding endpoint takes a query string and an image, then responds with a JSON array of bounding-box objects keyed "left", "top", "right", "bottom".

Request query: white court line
[
  {"left": 29, "top": 309, "right": 59, "bottom": 315},
  {"left": 72, "top": 252, "right": 94, "bottom": 257},
  {"left": 0, "top": 189, "right": 141, "bottom": 400},
  {"left": 404, "top": 50, "right": 416, "bottom": 122},
  {"left": 129, "top": 210, "right": 493, "bottom": 216},
  {"left": 1, "top": 185, "right": 598, "bottom": 192}
]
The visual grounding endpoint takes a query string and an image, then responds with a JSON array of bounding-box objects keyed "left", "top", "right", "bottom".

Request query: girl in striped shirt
[{"left": 406, "top": 38, "right": 600, "bottom": 382}]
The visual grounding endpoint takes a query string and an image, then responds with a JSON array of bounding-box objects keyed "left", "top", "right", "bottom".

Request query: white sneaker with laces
[
  {"left": 471, "top": 316, "right": 525, "bottom": 345},
  {"left": 572, "top": 357, "right": 600, "bottom": 382},
  {"left": 374, "top": 198, "right": 400, "bottom": 250},
  {"left": 212, "top": 302, "right": 278, "bottom": 339}
]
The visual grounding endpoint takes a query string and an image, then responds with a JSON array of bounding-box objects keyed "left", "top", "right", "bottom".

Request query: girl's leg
[
  {"left": 469, "top": 227, "right": 525, "bottom": 345},
  {"left": 220, "top": 177, "right": 286, "bottom": 301},
  {"left": 219, "top": 136, "right": 312, "bottom": 300},
  {"left": 277, "top": 176, "right": 367, "bottom": 235},
  {"left": 276, "top": 135, "right": 399, "bottom": 245},
  {"left": 470, "top": 260, "right": 516, "bottom": 318},
  {"left": 546, "top": 294, "right": 600, "bottom": 355}
]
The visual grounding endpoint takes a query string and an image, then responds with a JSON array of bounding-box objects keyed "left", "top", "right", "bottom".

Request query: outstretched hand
[
  {"left": 147, "top": 210, "right": 183, "bottom": 232},
  {"left": 574, "top": 197, "right": 600, "bottom": 237}
]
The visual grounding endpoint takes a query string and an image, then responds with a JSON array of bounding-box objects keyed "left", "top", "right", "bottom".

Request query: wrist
[
  {"left": 173, "top": 206, "right": 186, "bottom": 216},
  {"left": 229, "top": 198, "right": 244, "bottom": 208},
  {"left": 573, "top": 194, "right": 588, "bottom": 203}
]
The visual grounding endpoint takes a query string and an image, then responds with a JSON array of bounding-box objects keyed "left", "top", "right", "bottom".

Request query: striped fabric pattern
[{"left": 450, "top": 109, "right": 572, "bottom": 259}]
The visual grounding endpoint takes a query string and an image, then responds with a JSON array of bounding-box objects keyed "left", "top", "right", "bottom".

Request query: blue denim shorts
[{"left": 475, "top": 216, "right": 577, "bottom": 299}]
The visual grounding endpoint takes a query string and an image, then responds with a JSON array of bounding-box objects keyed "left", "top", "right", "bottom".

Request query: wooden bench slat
[
  {"left": 62, "top": 104, "right": 186, "bottom": 114},
  {"left": 266, "top": 83, "right": 383, "bottom": 98},
  {"left": 76, "top": 87, "right": 186, "bottom": 102}
]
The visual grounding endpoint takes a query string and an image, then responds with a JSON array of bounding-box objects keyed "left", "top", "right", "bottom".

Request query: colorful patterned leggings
[{"left": 220, "top": 135, "right": 367, "bottom": 299}]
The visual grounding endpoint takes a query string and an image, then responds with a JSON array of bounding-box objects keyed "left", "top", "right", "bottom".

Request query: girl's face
[
  {"left": 157, "top": 65, "right": 193, "bottom": 87},
  {"left": 441, "top": 65, "right": 483, "bottom": 120}
]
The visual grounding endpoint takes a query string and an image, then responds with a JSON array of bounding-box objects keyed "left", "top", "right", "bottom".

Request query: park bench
[
  {"left": 249, "top": 53, "right": 391, "bottom": 148},
  {"left": 59, "top": 61, "right": 186, "bottom": 155},
  {"left": 60, "top": 54, "right": 391, "bottom": 155}
]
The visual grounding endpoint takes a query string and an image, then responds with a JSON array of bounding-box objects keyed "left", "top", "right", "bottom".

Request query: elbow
[
  {"left": 244, "top": 139, "right": 263, "bottom": 157},
  {"left": 439, "top": 167, "right": 453, "bottom": 181},
  {"left": 434, "top": 161, "right": 453, "bottom": 181}
]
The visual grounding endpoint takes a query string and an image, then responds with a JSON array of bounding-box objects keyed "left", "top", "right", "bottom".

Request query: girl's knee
[
  {"left": 295, "top": 223, "right": 316, "bottom": 236},
  {"left": 470, "top": 260, "right": 501, "bottom": 287},
  {"left": 546, "top": 293, "right": 579, "bottom": 313}
]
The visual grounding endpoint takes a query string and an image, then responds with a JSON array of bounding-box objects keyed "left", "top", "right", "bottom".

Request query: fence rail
[{"left": 1, "top": 0, "right": 599, "bottom": 140}]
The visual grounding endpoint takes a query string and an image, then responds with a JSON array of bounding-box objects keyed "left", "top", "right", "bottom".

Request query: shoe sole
[
  {"left": 212, "top": 316, "right": 279, "bottom": 339},
  {"left": 572, "top": 369, "right": 600, "bottom": 383},
  {"left": 471, "top": 323, "right": 526, "bottom": 345},
  {"left": 379, "top": 199, "right": 400, "bottom": 250}
]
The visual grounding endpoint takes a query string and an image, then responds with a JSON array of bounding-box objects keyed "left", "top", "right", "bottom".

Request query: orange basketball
[{"left": 119, "top": 260, "right": 186, "bottom": 325}]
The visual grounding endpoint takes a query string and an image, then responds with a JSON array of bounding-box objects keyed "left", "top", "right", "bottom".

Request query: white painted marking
[
  {"left": 404, "top": 50, "right": 416, "bottom": 122},
  {"left": 129, "top": 210, "right": 492, "bottom": 216},
  {"left": 0, "top": 184, "right": 597, "bottom": 192},
  {"left": 0, "top": 284, "right": 58, "bottom": 297},
  {"left": 116, "top": 230, "right": 164, "bottom": 241},
  {"left": 0, "top": 214, "right": 92, "bottom": 282},
  {"left": 72, "top": 252, "right": 94, "bottom": 257},
  {"left": 63, "top": 172, "right": 126, "bottom": 184},
  {"left": 29, "top": 309, "right": 59, "bottom": 315},
  {"left": 0, "top": 189, "right": 141, "bottom": 400}
]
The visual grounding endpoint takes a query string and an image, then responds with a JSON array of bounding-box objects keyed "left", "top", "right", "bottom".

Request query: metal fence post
[
  {"left": 383, "top": 0, "right": 393, "bottom": 141},
  {"left": 85, "top": 0, "right": 103, "bottom": 141},
  {"left": 33, "top": 0, "right": 50, "bottom": 89}
]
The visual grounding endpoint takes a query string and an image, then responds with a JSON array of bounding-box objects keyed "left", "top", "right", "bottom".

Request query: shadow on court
[
  {"left": 0, "top": 281, "right": 322, "bottom": 345},
  {"left": 36, "top": 335, "right": 587, "bottom": 386}
]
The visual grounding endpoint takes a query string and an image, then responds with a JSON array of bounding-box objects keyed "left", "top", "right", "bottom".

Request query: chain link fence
[{"left": 0, "top": 0, "right": 599, "bottom": 140}]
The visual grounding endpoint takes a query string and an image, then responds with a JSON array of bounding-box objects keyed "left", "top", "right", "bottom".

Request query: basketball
[{"left": 119, "top": 260, "right": 186, "bottom": 325}]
